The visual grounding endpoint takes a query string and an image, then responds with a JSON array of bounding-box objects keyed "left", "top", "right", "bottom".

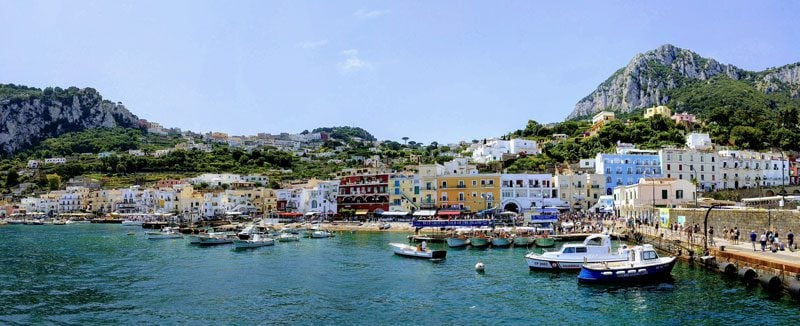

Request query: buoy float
[{"left": 475, "top": 262, "right": 485, "bottom": 272}]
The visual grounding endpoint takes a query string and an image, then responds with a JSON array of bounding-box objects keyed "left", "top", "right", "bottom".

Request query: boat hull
[
  {"left": 578, "top": 258, "right": 677, "bottom": 283},
  {"left": 233, "top": 239, "right": 275, "bottom": 248},
  {"left": 390, "top": 243, "right": 446, "bottom": 259},
  {"left": 469, "top": 237, "right": 490, "bottom": 248},
  {"left": 526, "top": 256, "right": 628, "bottom": 271},
  {"left": 446, "top": 237, "right": 469, "bottom": 248},
  {"left": 534, "top": 238, "right": 555, "bottom": 247},
  {"left": 491, "top": 237, "right": 512, "bottom": 247},
  {"left": 146, "top": 233, "right": 183, "bottom": 240},
  {"left": 513, "top": 237, "right": 534, "bottom": 246}
]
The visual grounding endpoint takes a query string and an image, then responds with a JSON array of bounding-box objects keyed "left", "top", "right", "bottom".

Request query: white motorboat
[
  {"left": 146, "top": 227, "right": 184, "bottom": 240},
  {"left": 121, "top": 220, "right": 144, "bottom": 226},
  {"left": 525, "top": 233, "right": 629, "bottom": 270},
  {"left": 65, "top": 219, "right": 91, "bottom": 224},
  {"left": 277, "top": 232, "right": 300, "bottom": 242},
  {"left": 578, "top": 244, "right": 677, "bottom": 284},
  {"left": 390, "top": 243, "right": 447, "bottom": 259},
  {"left": 311, "top": 230, "right": 332, "bottom": 238},
  {"left": 233, "top": 234, "right": 275, "bottom": 249},
  {"left": 190, "top": 232, "right": 234, "bottom": 246}
]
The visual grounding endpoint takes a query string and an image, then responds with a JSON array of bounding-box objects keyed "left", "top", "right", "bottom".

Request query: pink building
[{"left": 671, "top": 112, "right": 697, "bottom": 125}]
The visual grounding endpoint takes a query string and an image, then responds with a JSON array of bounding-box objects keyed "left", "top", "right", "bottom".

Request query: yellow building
[
  {"left": 644, "top": 105, "right": 672, "bottom": 119},
  {"left": 436, "top": 174, "right": 501, "bottom": 211},
  {"left": 389, "top": 173, "right": 419, "bottom": 212},
  {"left": 590, "top": 111, "right": 616, "bottom": 135},
  {"left": 417, "top": 164, "right": 441, "bottom": 209}
]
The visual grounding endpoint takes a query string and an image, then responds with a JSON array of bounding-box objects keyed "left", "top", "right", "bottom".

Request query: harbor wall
[{"left": 667, "top": 208, "right": 800, "bottom": 235}]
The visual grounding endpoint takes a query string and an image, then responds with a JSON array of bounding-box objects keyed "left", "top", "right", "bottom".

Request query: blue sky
[{"left": 1, "top": 1, "right": 798, "bottom": 144}]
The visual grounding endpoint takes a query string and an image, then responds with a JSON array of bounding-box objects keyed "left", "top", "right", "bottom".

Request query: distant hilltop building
[
  {"left": 686, "top": 133, "right": 712, "bottom": 151},
  {"left": 471, "top": 138, "right": 540, "bottom": 164},
  {"left": 644, "top": 105, "right": 672, "bottom": 119},
  {"left": 671, "top": 112, "right": 698, "bottom": 126},
  {"left": 590, "top": 111, "right": 615, "bottom": 135}
]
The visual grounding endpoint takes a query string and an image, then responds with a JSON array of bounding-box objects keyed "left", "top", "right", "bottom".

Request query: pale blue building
[{"left": 595, "top": 149, "right": 662, "bottom": 195}]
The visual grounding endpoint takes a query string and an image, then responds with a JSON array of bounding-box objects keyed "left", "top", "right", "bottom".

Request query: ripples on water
[{"left": 1, "top": 225, "right": 798, "bottom": 325}]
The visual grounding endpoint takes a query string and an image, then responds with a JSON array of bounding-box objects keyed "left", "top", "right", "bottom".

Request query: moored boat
[
  {"left": 512, "top": 227, "right": 535, "bottom": 247},
  {"left": 525, "top": 234, "right": 629, "bottom": 271},
  {"left": 468, "top": 229, "right": 492, "bottom": 248},
  {"left": 233, "top": 234, "right": 275, "bottom": 249},
  {"left": 534, "top": 237, "right": 555, "bottom": 248},
  {"left": 491, "top": 228, "right": 512, "bottom": 247},
  {"left": 146, "top": 227, "right": 183, "bottom": 240},
  {"left": 195, "top": 234, "right": 234, "bottom": 246},
  {"left": 389, "top": 243, "right": 446, "bottom": 259},
  {"left": 277, "top": 232, "right": 300, "bottom": 242},
  {"left": 121, "top": 220, "right": 144, "bottom": 226},
  {"left": 578, "top": 244, "right": 677, "bottom": 284},
  {"left": 311, "top": 230, "right": 332, "bottom": 238},
  {"left": 446, "top": 228, "right": 471, "bottom": 248}
]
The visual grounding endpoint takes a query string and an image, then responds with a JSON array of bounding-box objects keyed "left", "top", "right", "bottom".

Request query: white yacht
[{"left": 525, "top": 234, "right": 629, "bottom": 270}]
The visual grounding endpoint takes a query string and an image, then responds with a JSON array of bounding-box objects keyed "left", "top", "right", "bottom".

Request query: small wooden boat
[
  {"left": 491, "top": 228, "right": 512, "bottom": 247},
  {"left": 233, "top": 234, "right": 275, "bottom": 249},
  {"left": 512, "top": 227, "right": 535, "bottom": 247},
  {"left": 389, "top": 243, "right": 446, "bottom": 259},
  {"left": 534, "top": 237, "right": 555, "bottom": 248},
  {"left": 446, "top": 228, "right": 471, "bottom": 248},
  {"left": 578, "top": 244, "right": 676, "bottom": 284}
]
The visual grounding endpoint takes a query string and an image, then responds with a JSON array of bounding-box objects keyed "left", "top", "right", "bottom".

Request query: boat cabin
[{"left": 557, "top": 234, "right": 619, "bottom": 255}]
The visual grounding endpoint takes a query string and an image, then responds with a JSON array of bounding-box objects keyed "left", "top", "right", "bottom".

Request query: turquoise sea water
[{"left": 1, "top": 224, "right": 798, "bottom": 325}]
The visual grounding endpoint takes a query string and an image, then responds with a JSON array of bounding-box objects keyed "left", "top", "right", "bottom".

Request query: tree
[
  {"left": 46, "top": 174, "right": 61, "bottom": 191},
  {"left": 402, "top": 137, "right": 409, "bottom": 145},
  {"left": 5, "top": 170, "right": 19, "bottom": 187}
]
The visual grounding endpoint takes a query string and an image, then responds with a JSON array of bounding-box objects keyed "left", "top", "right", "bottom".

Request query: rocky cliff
[
  {"left": 567, "top": 44, "right": 800, "bottom": 119},
  {"left": 0, "top": 84, "right": 141, "bottom": 154}
]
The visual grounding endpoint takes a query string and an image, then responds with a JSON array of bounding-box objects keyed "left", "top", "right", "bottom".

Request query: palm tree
[{"left": 402, "top": 137, "right": 409, "bottom": 145}]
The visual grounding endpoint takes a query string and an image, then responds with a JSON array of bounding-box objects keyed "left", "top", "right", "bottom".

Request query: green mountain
[
  {"left": 0, "top": 84, "right": 141, "bottom": 155},
  {"left": 568, "top": 44, "right": 800, "bottom": 120}
]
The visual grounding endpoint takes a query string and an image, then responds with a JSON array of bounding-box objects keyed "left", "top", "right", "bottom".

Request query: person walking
[
  {"left": 760, "top": 232, "right": 768, "bottom": 252},
  {"left": 787, "top": 230, "right": 794, "bottom": 250},
  {"left": 708, "top": 226, "right": 715, "bottom": 247},
  {"left": 734, "top": 227, "right": 740, "bottom": 245},
  {"left": 750, "top": 230, "right": 757, "bottom": 251}
]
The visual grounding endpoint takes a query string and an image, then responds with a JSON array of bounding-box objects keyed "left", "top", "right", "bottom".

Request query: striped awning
[{"left": 437, "top": 210, "right": 461, "bottom": 216}]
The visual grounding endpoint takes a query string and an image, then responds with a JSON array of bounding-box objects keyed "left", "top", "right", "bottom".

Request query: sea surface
[{"left": 1, "top": 224, "right": 798, "bottom": 325}]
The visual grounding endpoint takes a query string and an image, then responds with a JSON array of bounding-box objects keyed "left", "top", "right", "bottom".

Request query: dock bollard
[
  {"left": 716, "top": 262, "right": 737, "bottom": 277},
  {"left": 759, "top": 275, "right": 783, "bottom": 293},
  {"left": 738, "top": 268, "right": 758, "bottom": 285}
]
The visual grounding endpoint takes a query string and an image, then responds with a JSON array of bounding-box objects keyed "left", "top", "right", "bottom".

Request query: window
[
  {"left": 442, "top": 181, "right": 447, "bottom": 189},
  {"left": 472, "top": 180, "right": 477, "bottom": 186},
  {"left": 576, "top": 247, "right": 587, "bottom": 253},
  {"left": 643, "top": 251, "right": 658, "bottom": 260},
  {"left": 458, "top": 193, "right": 465, "bottom": 201},
  {"left": 667, "top": 164, "right": 671, "bottom": 171},
  {"left": 676, "top": 190, "right": 684, "bottom": 199},
  {"left": 662, "top": 189, "right": 668, "bottom": 199}
]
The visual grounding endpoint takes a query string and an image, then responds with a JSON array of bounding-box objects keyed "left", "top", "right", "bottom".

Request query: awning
[
  {"left": 380, "top": 211, "right": 409, "bottom": 216},
  {"left": 436, "top": 210, "right": 461, "bottom": 216},
  {"left": 412, "top": 210, "right": 436, "bottom": 217},
  {"left": 355, "top": 209, "right": 369, "bottom": 216},
  {"left": 279, "top": 212, "right": 303, "bottom": 217},
  {"left": 304, "top": 212, "right": 319, "bottom": 216}
]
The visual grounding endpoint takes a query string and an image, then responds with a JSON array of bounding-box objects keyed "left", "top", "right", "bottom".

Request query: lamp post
[{"left": 690, "top": 165, "right": 699, "bottom": 208}]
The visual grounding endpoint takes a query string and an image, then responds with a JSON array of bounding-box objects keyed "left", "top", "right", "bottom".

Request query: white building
[
  {"left": 578, "top": 159, "right": 596, "bottom": 171},
  {"left": 717, "top": 150, "right": 788, "bottom": 189},
  {"left": 44, "top": 158, "right": 66, "bottom": 164},
  {"left": 686, "top": 133, "right": 713, "bottom": 150},
  {"left": 659, "top": 148, "right": 721, "bottom": 191},
  {"left": 189, "top": 174, "right": 244, "bottom": 187},
  {"left": 501, "top": 174, "right": 562, "bottom": 213},
  {"left": 128, "top": 150, "right": 145, "bottom": 157},
  {"left": 27, "top": 160, "right": 41, "bottom": 169},
  {"left": 202, "top": 192, "right": 225, "bottom": 218},
  {"left": 471, "top": 138, "right": 540, "bottom": 164},
  {"left": 244, "top": 175, "right": 269, "bottom": 186},
  {"left": 613, "top": 178, "right": 696, "bottom": 220}
]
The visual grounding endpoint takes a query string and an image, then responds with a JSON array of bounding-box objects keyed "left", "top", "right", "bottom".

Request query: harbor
[{"left": 2, "top": 223, "right": 800, "bottom": 324}]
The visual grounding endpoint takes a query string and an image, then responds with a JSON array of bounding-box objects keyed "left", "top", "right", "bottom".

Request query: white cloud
[
  {"left": 298, "top": 40, "right": 328, "bottom": 50},
  {"left": 353, "top": 8, "right": 390, "bottom": 19},
  {"left": 337, "top": 49, "right": 371, "bottom": 73}
]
